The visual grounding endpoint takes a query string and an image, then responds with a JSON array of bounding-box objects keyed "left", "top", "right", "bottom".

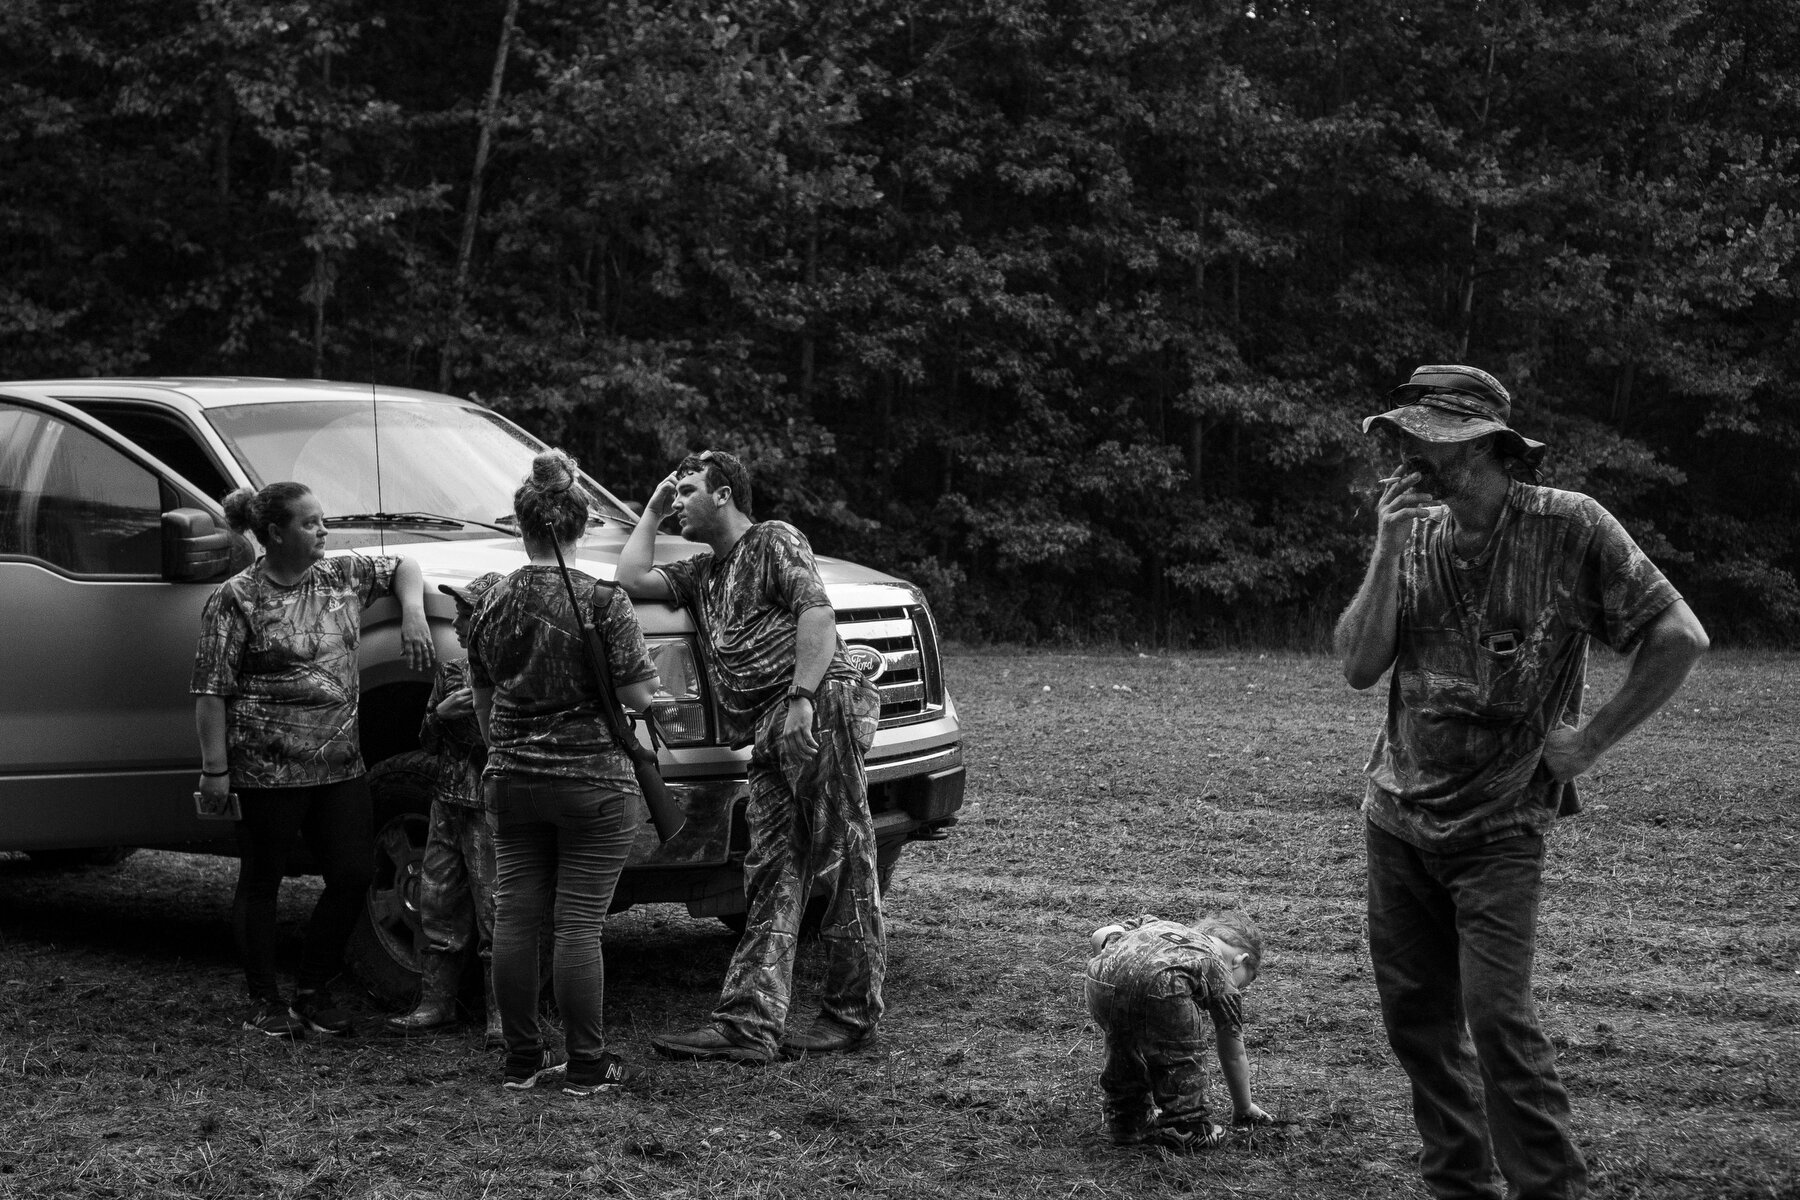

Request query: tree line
[{"left": 4, "top": 0, "right": 1795, "bottom": 645}]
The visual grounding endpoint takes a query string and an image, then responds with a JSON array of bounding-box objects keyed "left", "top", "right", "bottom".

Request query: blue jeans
[
  {"left": 1366, "top": 822, "right": 1587, "bottom": 1200},
  {"left": 489, "top": 772, "right": 638, "bottom": 1070}
]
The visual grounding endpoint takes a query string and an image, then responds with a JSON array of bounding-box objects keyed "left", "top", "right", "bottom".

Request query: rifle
[{"left": 549, "top": 541, "right": 686, "bottom": 842}]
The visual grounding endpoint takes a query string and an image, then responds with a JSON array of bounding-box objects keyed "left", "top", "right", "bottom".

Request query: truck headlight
[{"left": 645, "top": 636, "right": 710, "bottom": 746}]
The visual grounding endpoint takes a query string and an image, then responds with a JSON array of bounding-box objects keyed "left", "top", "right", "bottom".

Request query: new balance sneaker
[
  {"left": 289, "top": 989, "right": 354, "bottom": 1036},
  {"left": 243, "top": 1000, "right": 305, "bottom": 1039},
  {"left": 562, "top": 1052, "right": 637, "bottom": 1097},
  {"left": 502, "top": 1051, "right": 568, "bottom": 1091}
]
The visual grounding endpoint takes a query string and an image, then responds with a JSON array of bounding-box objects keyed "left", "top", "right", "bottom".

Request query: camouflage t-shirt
[
  {"left": 655, "top": 521, "right": 862, "bottom": 748},
  {"left": 420, "top": 657, "right": 487, "bottom": 809},
  {"left": 1086, "top": 916, "right": 1245, "bottom": 1033},
  {"left": 466, "top": 565, "right": 656, "bottom": 788},
  {"left": 1364, "top": 482, "right": 1681, "bottom": 851},
  {"left": 190, "top": 555, "right": 399, "bottom": 788}
]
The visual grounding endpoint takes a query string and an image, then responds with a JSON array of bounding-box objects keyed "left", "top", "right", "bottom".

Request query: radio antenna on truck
[{"left": 370, "top": 351, "right": 386, "bottom": 552}]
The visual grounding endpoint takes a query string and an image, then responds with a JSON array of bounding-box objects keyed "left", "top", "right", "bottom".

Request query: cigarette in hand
[{"left": 1378, "top": 475, "right": 1403, "bottom": 484}]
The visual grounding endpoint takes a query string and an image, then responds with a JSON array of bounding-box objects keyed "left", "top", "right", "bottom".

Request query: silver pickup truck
[{"left": 0, "top": 378, "right": 964, "bottom": 998}]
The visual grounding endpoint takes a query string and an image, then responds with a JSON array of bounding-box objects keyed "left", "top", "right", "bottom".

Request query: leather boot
[
  {"left": 482, "top": 963, "right": 504, "bottom": 1048},
  {"left": 387, "top": 953, "right": 459, "bottom": 1031}
]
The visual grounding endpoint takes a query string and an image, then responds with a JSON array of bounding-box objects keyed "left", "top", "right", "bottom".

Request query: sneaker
[
  {"left": 562, "top": 1052, "right": 637, "bottom": 1097},
  {"left": 1146, "top": 1120, "right": 1226, "bottom": 1151},
  {"left": 289, "top": 989, "right": 354, "bottom": 1036},
  {"left": 243, "top": 1000, "right": 305, "bottom": 1039},
  {"left": 502, "top": 1051, "right": 568, "bottom": 1091}
]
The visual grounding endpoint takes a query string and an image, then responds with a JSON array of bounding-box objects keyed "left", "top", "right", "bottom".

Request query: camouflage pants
[
  {"left": 713, "top": 676, "right": 883, "bottom": 1054},
  {"left": 1085, "top": 976, "right": 1213, "bottom": 1142},
  {"left": 419, "top": 800, "right": 496, "bottom": 966}
]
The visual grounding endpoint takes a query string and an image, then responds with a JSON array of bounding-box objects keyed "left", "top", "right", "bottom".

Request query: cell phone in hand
[{"left": 194, "top": 790, "right": 242, "bottom": 821}]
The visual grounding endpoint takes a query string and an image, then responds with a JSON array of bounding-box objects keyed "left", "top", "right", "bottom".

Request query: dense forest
[{"left": 4, "top": 0, "right": 1796, "bottom": 644}]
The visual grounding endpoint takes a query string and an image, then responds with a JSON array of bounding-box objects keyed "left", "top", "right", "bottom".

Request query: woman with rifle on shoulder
[{"left": 466, "top": 449, "right": 660, "bottom": 1097}]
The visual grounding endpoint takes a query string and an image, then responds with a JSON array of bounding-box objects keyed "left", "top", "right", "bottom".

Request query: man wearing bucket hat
[
  {"left": 1335, "top": 364, "right": 1708, "bottom": 1200},
  {"left": 389, "top": 571, "right": 506, "bottom": 1039}
]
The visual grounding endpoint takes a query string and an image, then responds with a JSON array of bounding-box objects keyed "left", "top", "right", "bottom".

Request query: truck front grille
[{"left": 836, "top": 604, "right": 944, "bottom": 727}]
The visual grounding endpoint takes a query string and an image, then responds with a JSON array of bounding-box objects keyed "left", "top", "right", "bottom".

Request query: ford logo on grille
[{"left": 845, "top": 645, "right": 887, "bottom": 683}]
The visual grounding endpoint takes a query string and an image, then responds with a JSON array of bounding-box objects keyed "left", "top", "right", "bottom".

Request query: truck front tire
[{"left": 346, "top": 751, "right": 435, "bottom": 1005}]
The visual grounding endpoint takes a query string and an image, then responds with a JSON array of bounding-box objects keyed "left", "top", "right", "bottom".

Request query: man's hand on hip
[
  {"left": 782, "top": 697, "right": 820, "bottom": 763},
  {"left": 1542, "top": 723, "right": 1600, "bottom": 781}
]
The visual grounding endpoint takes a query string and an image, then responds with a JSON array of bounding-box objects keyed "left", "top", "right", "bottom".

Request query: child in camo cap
[{"left": 1085, "top": 911, "right": 1273, "bottom": 1149}]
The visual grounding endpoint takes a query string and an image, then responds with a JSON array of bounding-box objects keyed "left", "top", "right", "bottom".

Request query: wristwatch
[{"left": 787, "top": 685, "right": 816, "bottom": 703}]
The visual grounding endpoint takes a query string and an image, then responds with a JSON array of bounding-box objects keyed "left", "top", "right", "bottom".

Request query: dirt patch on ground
[{"left": 3, "top": 650, "right": 1796, "bottom": 1198}]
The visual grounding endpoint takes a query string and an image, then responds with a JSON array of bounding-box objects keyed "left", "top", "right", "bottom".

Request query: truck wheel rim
[{"left": 366, "top": 814, "right": 429, "bottom": 973}]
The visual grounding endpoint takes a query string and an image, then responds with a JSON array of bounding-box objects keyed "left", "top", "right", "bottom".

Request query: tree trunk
[
  {"left": 311, "top": 249, "right": 327, "bottom": 378},
  {"left": 439, "top": 0, "right": 521, "bottom": 393},
  {"left": 1458, "top": 37, "right": 1498, "bottom": 359},
  {"left": 800, "top": 214, "right": 818, "bottom": 405},
  {"left": 1612, "top": 360, "right": 1636, "bottom": 426}
]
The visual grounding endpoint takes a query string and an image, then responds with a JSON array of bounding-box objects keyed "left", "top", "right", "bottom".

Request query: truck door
[{"left": 0, "top": 395, "right": 242, "bottom": 851}]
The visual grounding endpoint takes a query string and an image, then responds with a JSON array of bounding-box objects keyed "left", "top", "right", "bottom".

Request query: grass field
[{"left": 3, "top": 649, "right": 1797, "bottom": 1199}]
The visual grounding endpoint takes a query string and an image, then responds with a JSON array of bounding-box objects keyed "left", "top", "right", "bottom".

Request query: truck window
[
  {"left": 0, "top": 404, "right": 162, "bottom": 576},
  {"left": 66, "top": 401, "right": 235, "bottom": 502}
]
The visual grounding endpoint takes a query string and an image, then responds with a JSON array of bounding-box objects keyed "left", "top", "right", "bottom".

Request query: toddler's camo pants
[
  {"left": 419, "top": 800, "right": 496, "bottom": 965},
  {"left": 1084, "top": 974, "right": 1213, "bottom": 1144}
]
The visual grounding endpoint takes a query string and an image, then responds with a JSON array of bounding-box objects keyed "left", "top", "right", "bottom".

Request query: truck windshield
[{"left": 204, "top": 400, "right": 636, "bottom": 532}]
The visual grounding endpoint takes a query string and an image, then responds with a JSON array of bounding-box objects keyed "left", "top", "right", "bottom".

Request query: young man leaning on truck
[{"left": 616, "top": 450, "right": 884, "bottom": 1063}]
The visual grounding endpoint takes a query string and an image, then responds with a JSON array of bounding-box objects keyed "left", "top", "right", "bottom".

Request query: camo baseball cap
[{"left": 437, "top": 570, "right": 504, "bottom": 611}]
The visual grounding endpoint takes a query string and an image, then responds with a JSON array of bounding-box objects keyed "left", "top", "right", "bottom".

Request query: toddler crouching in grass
[{"left": 1085, "top": 912, "right": 1273, "bottom": 1149}]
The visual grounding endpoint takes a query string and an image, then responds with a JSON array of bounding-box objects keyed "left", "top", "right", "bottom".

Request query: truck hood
[{"left": 357, "top": 525, "right": 918, "bottom": 635}]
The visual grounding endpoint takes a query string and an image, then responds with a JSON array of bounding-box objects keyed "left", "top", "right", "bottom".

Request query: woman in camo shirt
[
  {"left": 467, "top": 450, "right": 659, "bottom": 1096},
  {"left": 192, "top": 480, "right": 433, "bottom": 1038}
]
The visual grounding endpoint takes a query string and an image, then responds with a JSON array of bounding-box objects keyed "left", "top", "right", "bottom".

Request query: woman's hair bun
[
  {"left": 530, "top": 449, "right": 578, "bottom": 493},
  {"left": 513, "top": 448, "right": 588, "bottom": 543},
  {"left": 220, "top": 487, "right": 257, "bottom": 534},
  {"left": 220, "top": 481, "right": 311, "bottom": 545}
]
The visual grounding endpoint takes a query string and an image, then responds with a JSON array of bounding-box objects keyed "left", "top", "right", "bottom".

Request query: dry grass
[{"left": 2, "top": 649, "right": 1797, "bottom": 1198}]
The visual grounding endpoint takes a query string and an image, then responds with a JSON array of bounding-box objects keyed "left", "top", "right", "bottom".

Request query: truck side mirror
[{"left": 162, "top": 508, "right": 242, "bottom": 582}]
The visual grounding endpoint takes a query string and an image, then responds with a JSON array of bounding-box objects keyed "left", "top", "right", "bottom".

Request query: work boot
[
  {"left": 387, "top": 952, "right": 459, "bottom": 1031},
  {"left": 779, "top": 1016, "right": 873, "bottom": 1057},
  {"left": 482, "top": 964, "right": 504, "bottom": 1048},
  {"left": 651, "top": 1024, "right": 773, "bottom": 1064}
]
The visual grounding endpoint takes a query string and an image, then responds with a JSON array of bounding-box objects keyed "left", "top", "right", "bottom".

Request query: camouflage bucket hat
[
  {"left": 438, "top": 570, "right": 504, "bottom": 611},
  {"left": 1361, "top": 364, "right": 1547, "bottom": 468}
]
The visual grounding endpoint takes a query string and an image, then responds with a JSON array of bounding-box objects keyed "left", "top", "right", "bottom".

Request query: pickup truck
[{"left": 0, "top": 378, "right": 965, "bottom": 999}]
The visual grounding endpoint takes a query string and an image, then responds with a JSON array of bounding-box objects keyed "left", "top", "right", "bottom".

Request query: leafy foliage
[{"left": 3, "top": 0, "right": 1795, "bottom": 643}]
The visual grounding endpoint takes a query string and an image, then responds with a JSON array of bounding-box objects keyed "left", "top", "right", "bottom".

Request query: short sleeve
[
  {"left": 655, "top": 554, "right": 707, "bottom": 613},
  {"left": 190, "top": 586, "right": 247, "bottom": 696},
  {"left": 1580, "top": 509, "right": 1681, "bottom": 653},
  {"left": 465, "top": 611, "right": 494, "bottom": 690},
  {"left": 760, "top": 524, "right": 832, "bottom": 616},
  {"left": 340, "top": 554, "right": 400, "bottom": 608},
  {"left": 1198, "top": 956, "right": 1245, "bottom": 1033},
  {"left": 597, "top": 586, "right": 657, "bottom": 687}
]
